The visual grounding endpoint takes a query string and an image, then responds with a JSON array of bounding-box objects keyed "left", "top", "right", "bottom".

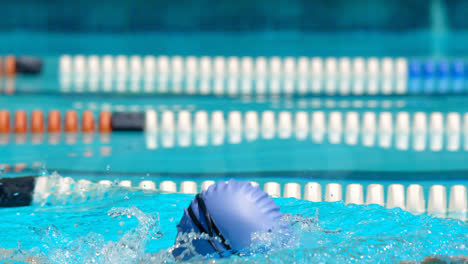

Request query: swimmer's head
[{"left": 172, "top": 179, "right": 283, "bottom": 259}]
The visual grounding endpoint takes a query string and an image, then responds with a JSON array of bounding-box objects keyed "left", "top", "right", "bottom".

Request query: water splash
[
  {"left": 167, "top": 202, "right": 468, "bottom": 263},
  {"left": 101, "top": 206, "right": 162, "bottom": 263},
  {"left": 169, "top": 229, "right": 221, "bottom": 260},
  {"left": 209, "top": 201, "right": 468, "bottom": 264},
  {"left": 0, "top": 198, "right": 467, "bottom": 263},
  {"left": 33, "top": 172, "right": 131, "bottom": 206},
  {"left": 39, "top": 167, "right": 49, "bottom": 177},
  {"left": 22, "top": 206, "right": 167, "bottom": 264}
]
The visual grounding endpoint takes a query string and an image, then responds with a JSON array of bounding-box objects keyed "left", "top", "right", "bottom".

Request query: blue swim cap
[{"left": 172, "top": 179, "right": 283, "bottom": 259}]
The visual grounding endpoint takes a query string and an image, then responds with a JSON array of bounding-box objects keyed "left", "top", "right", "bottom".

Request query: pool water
[{"left": 0, "top": 180, "right": 466, "bottom": 264}]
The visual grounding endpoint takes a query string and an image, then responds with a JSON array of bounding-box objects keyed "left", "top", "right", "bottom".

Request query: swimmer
[
  {"left": 171, "top": 180, "right": 468, "bottom": 263},
  {"left": 171, "top": 179, "right": 284, "bottom": 260},
  {"left": 0, "top": 178, "right": 284, "bottom": 261}
]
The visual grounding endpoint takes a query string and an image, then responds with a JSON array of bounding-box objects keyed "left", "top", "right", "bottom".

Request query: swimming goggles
[{"left": 187, "top": 194, "right": 235, "bottom": 256}]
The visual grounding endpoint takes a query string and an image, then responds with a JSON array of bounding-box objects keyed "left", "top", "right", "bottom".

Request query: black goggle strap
[
  {"left": 195, "top": 194, "right": 233, "bottom": 251},
  {"left": 187, "top": 200, "right": 220, "bottom": 255},
  {"left": 186, "top": 194, "right": 233, "bottom": 256}
]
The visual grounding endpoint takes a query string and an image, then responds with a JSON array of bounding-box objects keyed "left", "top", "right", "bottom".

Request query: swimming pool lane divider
[
  {"left": 2, "top": 109, "right": 468, "bottom": 151},
  {"left": 1, "top": 109, "right": 467, "bottom": 134},
  {"left": 29, "top": 176, "right": 467, "bottom": 221},
  {"left": 58, "top": 55, "right": 468, "bottom": 95},
  {"left": 142, "top": 110, "right": 468, "bottom": 151},
  {"left": 144, "top": 110, "right": 468, "bottom": 151}
]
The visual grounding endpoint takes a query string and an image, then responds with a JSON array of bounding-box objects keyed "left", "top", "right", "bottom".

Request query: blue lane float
[
  {"left": 452, "top": 60, "right": 465, "bottom": 78},
  {"left": 172, "top": 179, "right": 284, "bottom": 260}
]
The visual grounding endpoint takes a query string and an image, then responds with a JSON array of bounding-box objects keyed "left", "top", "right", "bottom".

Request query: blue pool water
[{"left": 0, "top": 181, "right": 466, "bottom": 263}]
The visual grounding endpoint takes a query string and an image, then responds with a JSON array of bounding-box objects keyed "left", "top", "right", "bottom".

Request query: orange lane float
[
  {"left": 13, "top": 163, "right": 27, "bottom": 172},
  {"left": 4, "top": 55, "right": 16, "bottom": 77},
  {"left": 81, "top": 111, "right": 95, "bottom": 132},
  {"left": 14, "top": 111, "right": 27, "bottom": 133},
  {"left": 0, "top": 110, "right": 10, "bottom": 133},
  {"left": 0, "top": 164, "right": 10, "bottom": 172},
  {"left": 64, "top": 110, "right": 78, "bottom": 132},
  {"left": 31, "top": 110, "right": 44, "bottom": 133},
  {"left": 99, "top": 111, "right": 112, "bottom": 133},
  {"left": 47, "top": 110, "right": 61, "bottom": 132}
]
